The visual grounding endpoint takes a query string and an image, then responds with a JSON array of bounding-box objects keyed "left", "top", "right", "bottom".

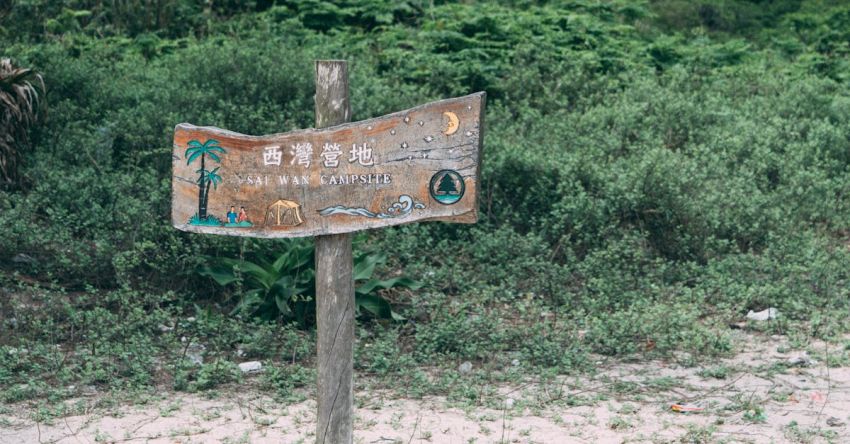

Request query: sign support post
[
  {"left": 313, "top": 60, "right": 354, "bottom": 444},
  {"left": 171, "top": 58, "right": 484, "bottom": 444}
]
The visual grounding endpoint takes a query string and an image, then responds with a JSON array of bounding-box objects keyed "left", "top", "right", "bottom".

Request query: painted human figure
[
  {"left": 237, "top": 206, "right": 249, "bottom": 223},
  {"left": 227, "top": 206, "right": 238, "bottom": 224}
]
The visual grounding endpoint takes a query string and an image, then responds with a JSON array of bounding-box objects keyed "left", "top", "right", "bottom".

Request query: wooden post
[
  {"left": 314, "top": 60, "right": 354, "bottom": 444},
  {"left": 173, "top": 59, "right": 484, "bottom": 444}
]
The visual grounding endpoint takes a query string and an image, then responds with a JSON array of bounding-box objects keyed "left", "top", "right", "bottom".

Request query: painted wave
[{"left": 319, "top": 195, "right": 425, "bottom": 219}]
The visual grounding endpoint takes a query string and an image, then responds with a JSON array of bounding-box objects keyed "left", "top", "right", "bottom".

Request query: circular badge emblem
[{"left": 429, "top": 170, "right": 465, "bottom": 205}]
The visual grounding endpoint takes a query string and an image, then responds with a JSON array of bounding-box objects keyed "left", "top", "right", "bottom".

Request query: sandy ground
[{"left": 1, "top": 331, "right": 849, "bottom": 444}]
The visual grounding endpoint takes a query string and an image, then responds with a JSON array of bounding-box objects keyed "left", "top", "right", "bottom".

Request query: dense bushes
[{"left": 2, "top": 0, "right": 850, "bottom": 399}]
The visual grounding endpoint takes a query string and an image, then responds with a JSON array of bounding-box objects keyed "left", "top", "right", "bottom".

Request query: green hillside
[{"left": 2, "top": 0, "right": 850, "bottom": 401}]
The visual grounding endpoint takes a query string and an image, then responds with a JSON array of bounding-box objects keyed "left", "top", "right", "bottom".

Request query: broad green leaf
[
  {"left": 232, "top": 289, "right": 263, "bottom": 316},
  {"left": 274, "top": 294, "right": 293, "bottom": 316},
  {"left": 234, "top": 261, "right": 276, "bottom": 289},
  {"left": 355, "top": 293, "right": 392, "bottom": 319},
  {"left": 198, "top": 264, "right": 240, "bottom": 286},
  {"left": 272, "top": 252, "right": 292, "bottom": 272},
  {"left": 353, "top": 252, "right": 386, "bottom": 281},
  {"left": 357, "top": 276, "right": 422, "bottom": 295}
]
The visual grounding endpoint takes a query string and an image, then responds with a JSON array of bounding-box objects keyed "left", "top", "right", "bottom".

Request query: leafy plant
[
  {"left": 0, "top": 58, "right": 44, "bottom": 187},
  {"left": 743, "top": 405, "right": 767, "bottom": 423},
  {"left": 198, "top": 239, "right": 421, "bottom": 326},
  {"left": 188, "top": 214, "right": 224, "bottom": 226}
]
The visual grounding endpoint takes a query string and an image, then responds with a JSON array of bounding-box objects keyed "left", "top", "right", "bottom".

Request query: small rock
[
  {"left": 458, "top": 361, "right": 473, "bottom": 374},
  {"left": 746, "top": 308, "right": 779, "bottom": 321},
  {"left": 157, "top": 324, "right": 173, "bottom": 333},
  {"left": 186, "top": 317, "right": 196, "bottom": 322},
  {"left": 827, "top": 417, "right": 845, "bottom": 427},
  {"left": 12, "top": 253, "right": 36, "bottom": 264},
  {"left": 788, "top": 352, "right": 817, "bottom": 367},
  {"left": 185, "top": 343, "right": 205, "bottom": 366},
  {"left": 505, "top": 398, "right": 515, "bottom": 409},
  {"left": 238, "top": 361, "right": 262, "bottom": 374},
  {"left": 511, "top": 359, "right": 520, "bottom": 367},
  {"left": 236, "top": 348, "right": 246, "bottom": 358}
]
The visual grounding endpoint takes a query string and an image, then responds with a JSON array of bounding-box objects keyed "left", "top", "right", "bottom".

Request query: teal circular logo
[{"left": 429, "top": 170, "right": 465, "bottom": 205}]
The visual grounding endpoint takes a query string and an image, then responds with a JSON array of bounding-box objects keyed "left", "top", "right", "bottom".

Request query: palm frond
[
  {"left": 0, "top": 58, "right": 45, "bottom": 187},
  {"left": 185, "top": 139, "right": 226, "bottom": 165},
  {"left": 186, "top": 149, "right": 204, "bottom": 165}
]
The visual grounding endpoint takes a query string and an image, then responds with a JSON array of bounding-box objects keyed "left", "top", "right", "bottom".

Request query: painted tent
[{"left": 265, "top": 199, "right": 304, "bottom": 227}]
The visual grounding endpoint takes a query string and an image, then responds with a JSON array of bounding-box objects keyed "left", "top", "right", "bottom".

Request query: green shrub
[
  {"left": 190, "top": 359, "right": 241, "bottom": 391},
  {"left": 4, "top": 0, "right": 850, "bottom": 398},
  {"left": 198, "top": 238, "right": 420, "bottom": 325},
  {"left": 261, "top": 363, "right": 314, "bottom": 399}
]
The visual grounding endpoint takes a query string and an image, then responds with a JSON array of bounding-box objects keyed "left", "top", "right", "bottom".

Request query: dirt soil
[{"left": 1, "top": 331, "right": 849, "bottom": 443}]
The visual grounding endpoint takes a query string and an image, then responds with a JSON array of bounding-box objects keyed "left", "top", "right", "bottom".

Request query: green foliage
[
  {"left": 0, "top": 285, "right": 177, "bottom": 401},
  {"left": 3, "top": 0, "right": 850, "bottom": 401},
  {"left": 261, "top": 363, "right": 314, "bottom": 400},
  {"left": 189, "top": 214, "right": 224, "bottom": 226},
  {"left": 198, "top": 239, "right": 421, "bottom": 325},
  {"left": 0, "top": 58, "right": 45, "bottom": 187},
  {"left": 188, "top": 359, "right": 242, "bottom": 391},
  {"left": 199, "top": 239, "right": 315, "bottom": 323}
]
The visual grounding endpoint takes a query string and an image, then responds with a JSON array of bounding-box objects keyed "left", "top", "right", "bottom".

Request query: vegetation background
[{"left": 2, "top": 0, "right": 850, "bottom": 408}]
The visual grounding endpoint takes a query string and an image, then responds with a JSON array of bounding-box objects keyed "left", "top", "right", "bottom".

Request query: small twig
[
  {"left": 714, "top": 430, "right": 773, "bottom": 438},
  {"left": 63, "top": 416, "right": 88, "bottom": 444},
  {"left": 107, "top": 428, "right": 211, "bottom": 443},
  {"left": 244, "top": 397, "right": 255, "bottom": 424},
  {"left": 500, "top": 400, "right": 508, "bottom": 444},
  {"left": 407, "top": 413, "right": 421, "bottom": 444},
  {"left": 683, "top": 372, "right": 748, "bottom": 402},
  {"left": 816, "top": 340, "right": 831, "bottom": 424},
  {"left": 130, "top": 414, "right": 158, "bottom": 434}
]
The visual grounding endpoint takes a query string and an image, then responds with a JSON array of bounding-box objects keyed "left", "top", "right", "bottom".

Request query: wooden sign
[{"left": 171, "top": 92, "right": 485, "bottom": 238}]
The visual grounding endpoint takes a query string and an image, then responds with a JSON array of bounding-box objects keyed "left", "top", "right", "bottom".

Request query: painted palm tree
[
  {"left": 196, "top": 166, "right": 223, "bottom": 217},
  {"left": 185, "top": 139, "right": 225, "bottom": 220}
]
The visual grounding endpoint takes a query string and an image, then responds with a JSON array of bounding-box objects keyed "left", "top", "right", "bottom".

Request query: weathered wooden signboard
[
  {"left": 173, "top": 60, "right": 484, "bottom": 444},
  {"left": 171, "top": 92, "right": 485, "bottom": 237}
]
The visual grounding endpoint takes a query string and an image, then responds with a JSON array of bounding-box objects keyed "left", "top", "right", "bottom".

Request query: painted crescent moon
[{"left": 443, "top": 111, "right": 460, "bottom": 135}]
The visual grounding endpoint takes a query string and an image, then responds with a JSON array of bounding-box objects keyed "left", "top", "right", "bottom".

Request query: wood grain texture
[
  {"left": 171, "top": 91, "right": 485, "bottom": 238},
  {"left": 314, "top": 60, "right": 354, "bottom": 444},
  {"left": 315, "top": 233, "right": 353, "bottom": 444}
]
